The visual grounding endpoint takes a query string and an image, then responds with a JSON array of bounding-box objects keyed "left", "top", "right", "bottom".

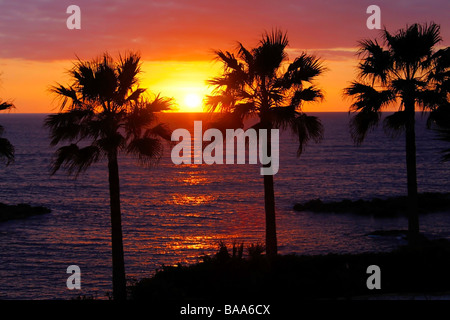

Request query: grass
[{"left": 130, "top": 239, "right": 450, "bottom": 300}]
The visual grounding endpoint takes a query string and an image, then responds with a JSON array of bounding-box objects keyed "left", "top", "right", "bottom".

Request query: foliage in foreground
[{"left": 130, "top": 240, "right": 450, "bottom": 300}]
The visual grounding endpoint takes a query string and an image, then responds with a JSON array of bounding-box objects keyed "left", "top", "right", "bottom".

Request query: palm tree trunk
[
  {"left": 264, "top": 173, "right": 277, "bottom": 258},
  {"left": 404, "top": 100, "right": 419, "bottom": 245},
  {"left": 107, "top": 150, "right": 127, "bottom": 300},
  {"left": 260, "top": 79, "right": 277, "bottom": 259},
  {"left": 262, "top": 127, "right": 277, "bottom": 258}
]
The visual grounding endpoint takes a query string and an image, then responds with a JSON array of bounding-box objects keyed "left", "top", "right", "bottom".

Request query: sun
[{"left": 184, "top": 93, "right": 203, "bottom": 111}]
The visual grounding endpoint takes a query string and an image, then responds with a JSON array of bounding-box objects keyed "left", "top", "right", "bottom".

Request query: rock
[
  {"left": 293, "top": 192, "right": 450, "bottom": 217},
  {"left": 0, "top": 203, "right": 51, "bottom": 222}
]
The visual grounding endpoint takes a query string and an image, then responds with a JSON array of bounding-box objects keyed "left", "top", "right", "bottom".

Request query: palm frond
[
  {"left": 93, "top": 59, "right": 118, "bottom": 103},
  {"left": 253, "top": 29, "right": 289, "bottom": 77},
  {"left": 72, "top": 53, "right": 117, "bottom": 105},
  {"left": 117, "top": 52, "right": 142, "bottom": 100},
  {"left": 214, "top": 50, "right": 241, "bottom": 71},
  {"left": 384, "top": 23, "right": 442, "bottom": 67},
  {"left": 282, "top": 53, "right": 326, "bottom": 88},
  {"left": 416, "top": 89, "right": 447, "bottom": 110},
  {"left": 391, "top": 78, "right": 425, "bottom": 95},
  {"left": 71, "top": 59, "right": 97, "bottom": 101},
  {"left": 0, "top": 137, "right": 14, "bottom": 165},
  {"left": 97, "top": 132, "right": 126, "bottom": 153},
  {"left": 260, "top": 29, "right": 289, "bottom": 48},
  {"left": 269, "top": 105, "right": 296, "bottom": 130},
  {"left": 233, "top": 102, "right": 257, "bottom": 119},
  {"left": 0, "top": 101, "right": 14, "bottom": 111},
  {"left": 48, "top": 51, "right": 173, "bottom": 177},
  {"left": 144, "top": 123, "right": 172, "bottom": 141},
  {"left": 291, "top": 86, "right": 324, "bottom": 107},
  {"left": 237, "top": 42, "right": 254, "bottom": 68},
  {"left": 428, "top": 103, "right": 450, "bottom": 161},
  {"left": 124, "top": 107, "right": 151, "bottom": 140},
  {"left": 429, "top": 47, "right": 450, "bottom": 79},
  {"left": 205, "top": 93, "right": 236, "bottom": 113},
  {"left": 45, "top": 109, "right": 95, "bottom": 145},
  {"left": 1, "top": 95, "right": 16, "bottom": 165},
  {"left": 428, "top": 103, "right": 450, "bottom": 128},
  {"left": 126, "top": 88, "right": 146, "bottom": 102},
  {"left": 344, "top": 81, "right": 395, "bottom": 113},
  {"left": 51, "top": 144, "right": 101, "bottom": 176},
  {"left": 290, "top": 113, "right": 324, "bottom": 156},
  {"left": 124, "top": 95, "right": 173, "bottom": 139},
  {"left": 51, "top": 84, "right": 82, "bottom": 110},
  {"left": 435, "top": 128, "right": 450, "bottom": 162},
  {"left": 349, "top": 110, "right": 381, "bottom": 145},
  {"left": 146, "top": 94, "right": 174, "bottom": 112},
  {"left": 357, "top": 39, "right": 392, "bottom": 85},
  {"left": 383, "top": 111, "right": 408, "bottom": 137},
  {"left": 126, "top": 137, "right": 163, "bottom": 167},
  {"left": 207, "top": 31, "right": 325, "bottom": 157}
]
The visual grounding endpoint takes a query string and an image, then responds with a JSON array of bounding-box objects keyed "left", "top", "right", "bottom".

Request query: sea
[{"left": 0, "top": 112, "right": 449, "bottom": 300}]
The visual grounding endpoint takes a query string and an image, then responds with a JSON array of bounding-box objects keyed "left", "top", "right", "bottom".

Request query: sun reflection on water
[
  {"left": 169, "top": 194, "right": 218, "bottom": 206},
  {"left": 181, "top": 175, "right": 209, "bottom": 186},
  {"left": 166, "top": 235, "right": 216, "bottom": 251}
]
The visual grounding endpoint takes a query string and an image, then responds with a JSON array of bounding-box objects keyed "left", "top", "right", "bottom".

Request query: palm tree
[
  {"left": 432, "top": 110, "right": 450, "bottom": 162},
  {"left": 207, "top": 30, "right": 326, "bottom": 258},
  {"left": 0, "top": 101, "right": 14, "bottom": 165},
  {"left": 344, "top": 23, "right": 449, "bottom": 244},
  {"left": 45, "top": 52, "right": 173, "bottom": 300},
  {"left": 428, "top": 47, "right": 450, "bottom": 161}
]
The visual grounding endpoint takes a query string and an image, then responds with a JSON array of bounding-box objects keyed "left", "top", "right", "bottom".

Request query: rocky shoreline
[
  {"left": 0, "top": 203, "right": 51, "bottom": 222},
  {"left": 293, "top": 192, "right": 450, "bottom": 217}
]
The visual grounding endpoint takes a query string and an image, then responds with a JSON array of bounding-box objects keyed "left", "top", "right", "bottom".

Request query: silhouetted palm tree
[
  {"left": 0, "top": 101, "right": 14, "bottom": 165},
  {"left": 45, "top": 52, "right": 173, "bottom": 300},
  {"left": 207, "top": 30, "right": 325, "bottom": 258},
  {"left": 428, "top": 47, "right": 450, "bottom": 161},
  {"left": 344, "top": 23, "right": 450, "bottom": 244},
  {"left": 432, "top": 115, "right": 450, "bottom": 161}
]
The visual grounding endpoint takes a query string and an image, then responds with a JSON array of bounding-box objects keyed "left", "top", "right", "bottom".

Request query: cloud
[
  {"left": 0, "top": 0, "right": 448, "bottom": 61},
  {"left": 287, "top": 48, "right": 358, "bottom": 62}
]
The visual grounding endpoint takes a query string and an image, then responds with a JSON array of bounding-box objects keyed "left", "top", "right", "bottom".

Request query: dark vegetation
[
  {"left": 344, "top": 23, "right": 450, "bottom": 243},
  {"left": 130, "top": 240, "right": 450, "bottom": 300},
  {"left": 0, "top": 203, "right": 51, "bottom": 222},
  {"left": 293, "top": 192, "right": 450, "bottom": 217},
  {"left": 206, "top": 29, "right": 326, "bottom": 257},
  {"left": 46, "top": 52, "right": 173, "bottom": 300}
]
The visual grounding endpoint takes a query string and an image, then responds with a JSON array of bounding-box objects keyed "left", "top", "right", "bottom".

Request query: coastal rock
[
  {"left": 0, "top": 203, "right": 51, "bottom": 222},
  {"left": 293, "top": 192, "right": 450, "bottom": 217}
]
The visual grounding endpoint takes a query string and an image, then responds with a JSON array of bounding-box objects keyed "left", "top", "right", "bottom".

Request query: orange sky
[{"left": 0, "top": 0, "right": 448, "bottom": 113}]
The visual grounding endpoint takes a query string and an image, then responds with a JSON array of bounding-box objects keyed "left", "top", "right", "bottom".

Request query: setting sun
[
  {"left": 139, "top": 61, "right": 216, "bottom": 113},
  {"left": 184, "top": 93, "right": 203, "bottom": 111}
]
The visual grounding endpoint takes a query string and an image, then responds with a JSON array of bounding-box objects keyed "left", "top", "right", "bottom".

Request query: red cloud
[{"left": 0, "top": 0, "right": 448, "bottom": 61}]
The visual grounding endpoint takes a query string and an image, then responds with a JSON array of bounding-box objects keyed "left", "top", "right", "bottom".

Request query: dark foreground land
[
  {"left": 293, "top": 192, "right": 450, "bottom": 217},
  {"left": 0, "top": 203, "right": 51, "bottom": 222},
  {"left": 130, "top": 240, "right": 450, "bottom": 300}
]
